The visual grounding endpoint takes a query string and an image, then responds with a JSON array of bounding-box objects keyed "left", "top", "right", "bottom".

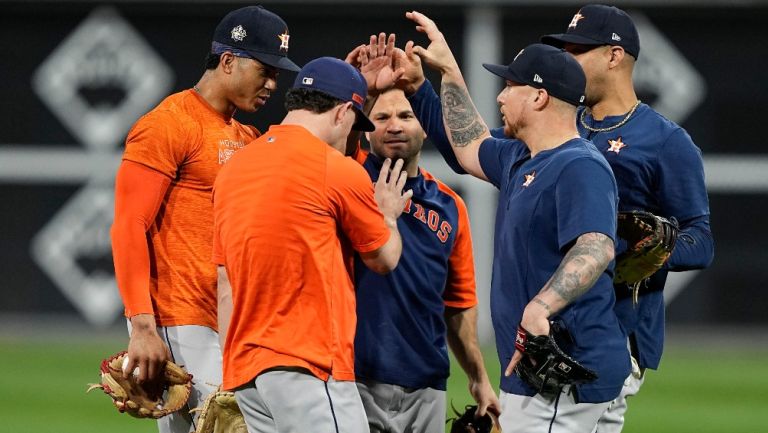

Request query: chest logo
[
  {"left": 607, "top": 137, "right": 627, "bottom": 154},
  {"left": 522, "top": 171, "right": 536, "bottom": 187},
  {"left": 402, "top": 199, "right": 453, "bottom": 244}
]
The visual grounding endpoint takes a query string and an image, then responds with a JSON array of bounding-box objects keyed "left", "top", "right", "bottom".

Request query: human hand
[
  {"left": 405, "top": 11, "right": 461, "bottom": 76},
  {"left": 374, "top": 158, "right": 413, "bottom": 224},
  {"left": 393, "top": 40, "right": 426, "bottom": 96}
]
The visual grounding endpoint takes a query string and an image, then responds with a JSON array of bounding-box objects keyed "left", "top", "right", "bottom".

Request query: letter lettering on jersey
[
  {"left": 413, "top": 203, "right": 427, "bottom": 223},
  {"left": 437, "top": 220, "right": 453, "bottom": 243},
  {"left": 403, "top": 199, "right": 413, "bottom": 214},
  {"left": 427, "top": 210, "right": 439, "bottom": 231}
]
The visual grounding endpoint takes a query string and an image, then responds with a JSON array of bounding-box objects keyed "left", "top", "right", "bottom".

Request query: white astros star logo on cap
[
  {"left": 231, "top": 25, "right": 247, "bottom": 42},
  {"left": 278, "top": 32, "right": 290, "bottom": 52},
  {"left": 569, "top": 12, "right": 585, "bottom": 28}
]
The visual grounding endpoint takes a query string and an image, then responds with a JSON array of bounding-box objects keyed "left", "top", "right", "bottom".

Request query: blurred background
[{"left": 1, "top": 0, "right": 766, "bottom": 432}]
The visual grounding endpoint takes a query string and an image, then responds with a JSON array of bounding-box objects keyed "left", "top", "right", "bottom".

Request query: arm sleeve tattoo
[
  {"left": 440, "top": 82, "right": 488, "bottom": 148},
  {"left": 541, "top": 232, "right": 614, "bottom": 306}
]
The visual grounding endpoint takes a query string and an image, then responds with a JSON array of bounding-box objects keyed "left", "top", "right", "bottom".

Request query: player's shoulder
[
  {"left": 133, "top": 90, "right": 199, "bottom": 131},
  {"left": 558, "top": 139, "right": 615, "bottom": 175},
  {"left": 420, "top": 168, "right": 465, "bottom": 205},
  {"left": 636, "top": 103, "right": 691, "bottom": 139}
]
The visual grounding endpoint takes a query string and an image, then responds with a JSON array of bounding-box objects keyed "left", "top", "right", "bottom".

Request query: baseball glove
[
  {"left": 193, "top": 389, "right": 248, "bottom": 433},
  {"left": 614, "top": 210, "right": 679, "bottom": 300},
  {"left": 514, "top": 325, "right": 597, "bottom": 397},
  {"left": 87, "top": 351, "right": 193, "bottom": 419},
  {"left": 448, "top": 404, "right": 495, "bottom": 433}
]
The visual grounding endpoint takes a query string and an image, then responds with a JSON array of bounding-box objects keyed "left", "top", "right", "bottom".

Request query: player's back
[{"left": 213, "top": 124, "right": 340, "bottom": 288}]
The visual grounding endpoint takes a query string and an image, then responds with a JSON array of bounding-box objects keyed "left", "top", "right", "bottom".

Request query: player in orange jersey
[
  {"left": 110, "top": 6, "right": 299, "bottom": 433},
  {"left": 213, "top": 57, "right": 411, "bottom": 433}
]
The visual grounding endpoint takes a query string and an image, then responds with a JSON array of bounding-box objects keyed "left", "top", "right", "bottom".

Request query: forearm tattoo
[
  {"left": 543, "top": 232, "right": 614, "bottom": 304},
  {"left": 440, "top": 83, "right": 488, "bottom": 147}
]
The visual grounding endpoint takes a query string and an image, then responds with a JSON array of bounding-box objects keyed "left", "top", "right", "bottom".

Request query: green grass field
[{"left": 1, "top": 338, "right": 765, "bottom": 433}]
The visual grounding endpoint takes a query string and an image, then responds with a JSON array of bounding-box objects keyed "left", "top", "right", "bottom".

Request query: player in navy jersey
[
  {"left": 540, "top": 5, "right": 714, "bottom": 432},
  {"left": 350, "top": 87, "right": 499, "bottom": 433},
  {"left": 400, "top": 12, "right": 631, "bottom": 433}
]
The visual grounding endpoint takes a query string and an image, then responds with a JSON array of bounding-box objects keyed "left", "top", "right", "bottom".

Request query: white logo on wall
[
  {"left": 632, "top": 11, "right": 706, "bottom": 124},
  {"left": 33, "top": 6, "right": 172, "bottom": 151},
  {"left": 29, "top": 6, "right": 173, "bottom": 326}
]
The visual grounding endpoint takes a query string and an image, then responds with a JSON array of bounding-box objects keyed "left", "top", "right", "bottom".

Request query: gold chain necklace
[{"left": 580, "top": 100, "right": 641, "bottom": 133}]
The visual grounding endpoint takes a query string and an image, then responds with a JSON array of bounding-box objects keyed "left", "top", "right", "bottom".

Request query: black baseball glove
[
  {"left": 513, "top": 325, "right": 597, "bottom": 397},
  {"left": 448, "top": 404, "right": 494, "bottom": 433}
]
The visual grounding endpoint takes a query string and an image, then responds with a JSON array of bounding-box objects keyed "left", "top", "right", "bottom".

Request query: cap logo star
[
  {"left": 231, "top": 25, "right": 247, "bottom": 42},
  {"left": 607, "top": 137, "right": 627, "bottom": 153},
  {"left": 278, "top": 31, "right": 290, "bottom": 52},
  {"left": 522, "top": 171, "right": 536, "bottom": 187},
  {"left": 569, "top": 12, "right": 585, "bottom": 28}
]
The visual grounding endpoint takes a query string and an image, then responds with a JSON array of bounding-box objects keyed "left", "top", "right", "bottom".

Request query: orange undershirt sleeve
[{"left": 111, "top": 160, "right": 171, "bottom": 317}]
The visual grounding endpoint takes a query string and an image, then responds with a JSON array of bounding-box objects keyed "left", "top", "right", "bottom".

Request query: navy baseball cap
[
  {"left": 482, "top": 43, "right": 586, "bottom": 106},
  {"left": 293, "top": 57, "right": 374, "bottom": 132},
  {"left": 212, "top": 6, "right": 300, "bottom": 72},
  {"left": 541, "top": 4, "right": 640, "bottom": 59}
]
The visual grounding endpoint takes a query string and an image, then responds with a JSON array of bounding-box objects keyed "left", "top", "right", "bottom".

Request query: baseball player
[
  {"left": 110, "top": 6, "right": 299, "bottom": 432},
  {"left": 541, "top": 5, "right": 714, "bottom": 431},
  {"left": 212, "top": 57, "right": 412, "bottom": 433},
  {"left": 400, "top": 12, "right": 631, "bottom": 433},
  {"left": 350, "top": 87, "right": 500, "bottom": 433}
]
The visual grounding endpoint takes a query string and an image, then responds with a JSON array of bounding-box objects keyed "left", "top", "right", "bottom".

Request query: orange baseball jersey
[
  {"left": 117, "top": 89, "right": 259, "bottom": 329},
  {"left": 212, "top": 124, "right": 391, "bottom": 390}
]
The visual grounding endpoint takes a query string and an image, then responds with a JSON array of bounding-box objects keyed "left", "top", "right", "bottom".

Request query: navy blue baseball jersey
[
  {"left": 478, "top": 136, "right": 630, "bottom": 403},
  {"left": 578, "top": 104, "right": 714, "bottom": 369},
  {"left": 351, "top": 148, "right": 477, "bottom": 390}
]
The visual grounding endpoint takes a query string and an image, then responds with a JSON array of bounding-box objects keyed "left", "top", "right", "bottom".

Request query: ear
[
  {"left": 532, "top": 88, "right": 549, "bottom": 111},
  {"left": 607, "top": 46, "right": 626, "bottom": 69},
  {"left": 334, "top": 102, "right": 353, "bottom": 126},
  {"left": 220, "top": 52, "right": 237, "bottom": 74}
]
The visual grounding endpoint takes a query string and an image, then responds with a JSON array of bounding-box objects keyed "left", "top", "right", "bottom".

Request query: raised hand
[
  {"left": 346, "top": 33, "right": 405, "bottom": 96},
  {"left": 393, "top": 40, "right": 426, "bottom": 96},
  {"left": 374, "top": 158, "right": 413, "bottom": 224},
  {"left": 405, "top": 11, "right": 461, "bottom": 75}
]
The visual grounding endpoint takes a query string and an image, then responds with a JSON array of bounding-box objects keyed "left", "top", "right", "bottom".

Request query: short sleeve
[
  {"left": 326, "top": 156, "right": 390, "bottom": 253},
  {"left": 478, "top": 137, "right": 525, "bottom": 188},
  {"left": 122, "top": 110, "right": 197, "bottom": 178},
  {"left": 443, "top": 194, "right": 477, "bottom": 309},
  {"left": 657, "top": 129, "right": 710, "bottom": 221},
  {"left": 556, "top": 157, "right": 618, "bottom": 248}
]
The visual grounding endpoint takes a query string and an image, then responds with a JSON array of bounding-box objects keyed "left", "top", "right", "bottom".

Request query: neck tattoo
[
  {"left": 580, "top": 100, "right": 641, "bottom": 133},
  {"left": 193, "top": 85, "right": 201, "bottom": 94}
]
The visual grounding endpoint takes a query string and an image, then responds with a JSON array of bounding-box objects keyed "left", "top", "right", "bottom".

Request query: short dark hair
[
  {"left": 284, "top": 88, "right": 343, "bottom": 114},
  {"left": 204, "top": 53, "right": 221, "bottom": 71}
]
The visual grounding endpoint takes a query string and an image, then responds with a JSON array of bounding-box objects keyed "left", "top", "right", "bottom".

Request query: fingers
[
  {"left": 344, "top": 44, "right": 364, "bottom": 66},
  {"left": 368, "top": 34, "right": 378, "bottom": 57},
  {"left": 377, "top": 32, "right": 386, "bottom": 57},
  {"left": 389, "top": 158, "right": 405, "bottom": 182},
  {"left": 378, "top": 157, "right": 392, "bottom": 181},
  {"left": 504, "top": 351, "right": 522, "bottom": 377},
  {"left": 405, "top": 40, "right": 415, "bottom": 58},
  {"left": 385, "top": 33, "right": 396, "bottom": 57},
  {"left": 122, "top": 355, "right": 138, "bottom": 380}
]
